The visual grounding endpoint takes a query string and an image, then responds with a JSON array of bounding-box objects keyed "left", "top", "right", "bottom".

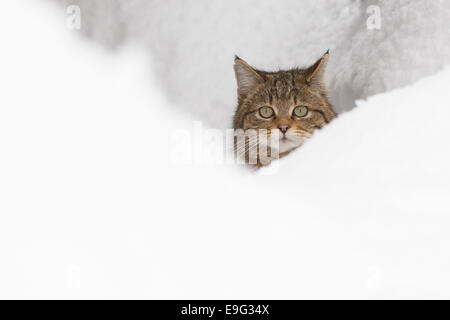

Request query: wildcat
[{"left": 233, "top": 52, "right": 336, "bottom": 167}]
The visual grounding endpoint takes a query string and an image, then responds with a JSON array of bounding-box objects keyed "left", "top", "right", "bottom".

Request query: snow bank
[
  {"left": 58, "top": 0, "right": 450, "bottom": 124},
  {"left": 1, "top": 0, "right": 450, "bottom": 299}
]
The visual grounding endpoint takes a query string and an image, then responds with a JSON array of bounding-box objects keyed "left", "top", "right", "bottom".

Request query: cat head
[{"left": 233, "top": 52, "right": 336, "bottom": 163}]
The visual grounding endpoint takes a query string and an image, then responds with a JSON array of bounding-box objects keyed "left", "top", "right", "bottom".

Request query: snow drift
[
  {"left": 58, "top": 0, "right": 450, "bottom": 126},
  {"left": 0, "top": 0, "right": 450, "bottom": 298}
]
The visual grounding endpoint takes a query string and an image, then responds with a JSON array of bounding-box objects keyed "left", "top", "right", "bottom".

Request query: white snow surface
[{"left": 0, "top": 0, "right": 450, "bottom": 298}]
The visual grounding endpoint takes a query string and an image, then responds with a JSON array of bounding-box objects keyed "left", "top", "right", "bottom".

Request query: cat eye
[
  {"left": 259, "top": 106, "right": 274, "bottom": 118},
  {"left": 293, "top": 105, "right": 309, "bottom": 118}
]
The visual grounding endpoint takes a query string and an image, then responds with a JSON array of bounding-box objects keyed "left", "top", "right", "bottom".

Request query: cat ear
[
  {"left": 305, "top": 51, "right": 329, "bottom": 93},
  {"left": 234, "top": 56, "right": 265, "bottom": 97}
]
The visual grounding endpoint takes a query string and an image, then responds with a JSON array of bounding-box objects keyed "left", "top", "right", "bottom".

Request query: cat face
[{"left": 233, "top": 52, "right": 336, "bottom": 164}]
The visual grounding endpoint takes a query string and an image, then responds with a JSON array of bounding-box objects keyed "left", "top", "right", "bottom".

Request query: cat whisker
[
  {"left": 235, "top": 141, "right": 259, "bottom": 157},
  {"left": 237, "top": 141, "right": 260, "bottom": 157},
  {"left": 236, "top": 143, "right": 259, "bottom": 157},
  {"left": 292, "top": 130, "right": 311, "bottom": 138}
]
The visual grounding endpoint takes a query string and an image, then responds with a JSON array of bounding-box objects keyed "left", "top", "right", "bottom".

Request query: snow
[
  {"left": 58, "top": 0, "right": 450, "bottom": 124},
  {"left": 0, "top": 0, "right": 450, "bottom": 298}
]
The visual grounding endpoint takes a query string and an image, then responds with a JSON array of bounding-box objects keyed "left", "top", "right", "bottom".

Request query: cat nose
[{"left": 278, "top": 124, "right": 290, "bottom": 134}]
